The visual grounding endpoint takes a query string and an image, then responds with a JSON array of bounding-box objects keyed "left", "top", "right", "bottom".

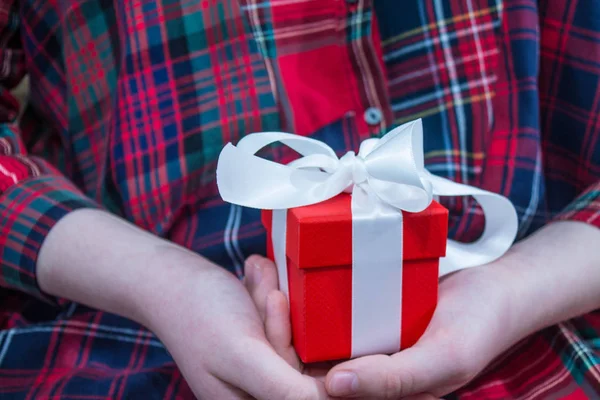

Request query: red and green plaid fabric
[{"left": 0, "top": 0, "right": 599, "bottom": 398}]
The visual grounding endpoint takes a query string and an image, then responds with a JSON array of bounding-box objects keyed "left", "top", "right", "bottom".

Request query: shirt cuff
[
  {"left": 0, "top": 175, "right": 99, "bottom": 303},
  {"left": 554, "top": 181, "right": 600, "bottom": 228}
]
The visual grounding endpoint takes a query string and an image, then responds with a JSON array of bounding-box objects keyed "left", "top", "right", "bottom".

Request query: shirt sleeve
[
  {"left": 0, "top": 1, "right": 98, "bottom": 301},
  {"left": 554, "top": 182, "right": 600, "bottom": 228}
]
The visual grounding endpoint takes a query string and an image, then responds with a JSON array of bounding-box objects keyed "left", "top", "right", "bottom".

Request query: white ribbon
[{"left": 217, "top": 118, "right": 518, "bottom": 357}]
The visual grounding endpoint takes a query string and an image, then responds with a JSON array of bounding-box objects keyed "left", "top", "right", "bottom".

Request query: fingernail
[
  {"left": 250, "top": 262, "right": 262, "bottom": 286},
  {"left": 329, "top": 371, "right": 359, "bottom": 396}
]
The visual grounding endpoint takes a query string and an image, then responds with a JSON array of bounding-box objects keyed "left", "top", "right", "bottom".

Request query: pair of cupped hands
[
  {"left": 153, "top": 250, "right": 521, "bottom": 400},
  {"left": 39, "top": 207, "right": 599, "bottom": 400}
]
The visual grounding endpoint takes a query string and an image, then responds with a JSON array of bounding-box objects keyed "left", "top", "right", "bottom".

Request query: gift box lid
[{"left": 262, "top": 193, "right": 448, "bottom": 269}]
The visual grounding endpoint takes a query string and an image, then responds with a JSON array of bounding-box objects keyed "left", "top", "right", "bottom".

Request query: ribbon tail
[
  {"left": 425, "top": 172, "right": 519, "bottom": 277},
  {"left": 272, "top": 209, "right": 290, "bottom": 300}
]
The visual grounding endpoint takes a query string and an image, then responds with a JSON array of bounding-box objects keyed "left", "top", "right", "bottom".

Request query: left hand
[
  {"left": 244, "top": 254, "right": 523, "bottom": 399},
  {"left": 246, "top": 221, "right": 600, "bottom": 399}
]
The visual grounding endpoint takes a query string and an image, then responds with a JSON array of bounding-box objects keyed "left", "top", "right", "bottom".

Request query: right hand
[
  {"left": 140, "top": 247, "right": 330, "bottom": 400},
  {"left": 37, "top": 209, "right": 329, "bottom": 400}
]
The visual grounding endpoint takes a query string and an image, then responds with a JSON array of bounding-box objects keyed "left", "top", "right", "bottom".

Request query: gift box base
[
  {"left": 262, "top": 194, "right": 447, "bottom": 364},
  {"left": 285, "top": 256, "right": 438, "bottom": 364}
]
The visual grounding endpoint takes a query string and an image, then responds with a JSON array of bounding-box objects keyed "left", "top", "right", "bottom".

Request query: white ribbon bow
[{"left": 217, "top": 118, "right": 518, "bottom": 357}]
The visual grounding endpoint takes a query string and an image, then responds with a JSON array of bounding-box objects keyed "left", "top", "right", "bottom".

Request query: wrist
[
  {"left": 481, "top": 221, "right": 600, "bottom": 340},
  {"left": 476, "top": 254, "right": 537, "bottom": 342},
  {"left": 452, "top": 260, "right": 526, "bottom": 348},
  {"left": 37, "top": 208, "right": 216, "bottom": 327},
  {"left": 131, "top": 245, "right": 220, "bottom": 331},
  {"left": 135, "top": 246, "right": 257, "bottom": 351}
]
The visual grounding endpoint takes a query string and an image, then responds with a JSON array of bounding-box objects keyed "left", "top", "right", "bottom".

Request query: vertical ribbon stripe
[{"left": 350, "top": 185, "right": 404, "bottom": 357}]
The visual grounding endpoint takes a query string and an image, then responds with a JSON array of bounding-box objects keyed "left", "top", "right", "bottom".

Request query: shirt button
[{"left": 364, "top": 107, "right": 383, "bottom": 126}]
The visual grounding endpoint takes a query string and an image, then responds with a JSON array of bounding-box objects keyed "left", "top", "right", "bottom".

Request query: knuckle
[
  {"left": 400, "top": 369, "right": 418, "bottom": 397},
  {"left": 282, "top": 384, "right": 312, "bottom": 400},
  {"left": 284, "top": 391, "right": 311, "bottom": 400},
  {"left": 383, "top": 369, "right": 407, "bottom": 399}
]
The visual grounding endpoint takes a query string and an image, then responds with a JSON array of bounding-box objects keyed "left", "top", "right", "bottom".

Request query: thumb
[{"left": 325, "top": 342, "right": 472, "bottom": 398}]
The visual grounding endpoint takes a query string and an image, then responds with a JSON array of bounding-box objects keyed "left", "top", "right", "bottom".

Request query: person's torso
[{"left": 17, "top": 0, "right": 584, "bottom": 275}]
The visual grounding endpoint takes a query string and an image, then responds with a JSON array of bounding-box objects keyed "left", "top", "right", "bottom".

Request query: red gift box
[{"left": 262, "top": 193, "right": 448, "bottom": 363}]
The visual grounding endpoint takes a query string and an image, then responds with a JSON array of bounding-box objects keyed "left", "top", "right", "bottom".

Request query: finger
[
  {"left": 243, "top": 255, "right": 259, "bottom": 291},
  {"left": 265, "top": 290, "right": 300, "bottom": 369},
  {"left": 218, "top": 338, "right": 330, "bottom": 400},
  {"left": 195, "top": 372, "right": 254, "bottom": 400},
  {"left": 325, "top": 344, "right": 467, "bottom": 399},
  {"left": 265, "top": 290, "right": 292, "bottom": 350},
  {"left": 244, "top": 255, "right": 280, "bottom": 320}
]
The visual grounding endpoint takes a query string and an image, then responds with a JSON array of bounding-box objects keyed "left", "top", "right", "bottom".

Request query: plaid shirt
[{"left": 0, "top": 0, "right": 599, "bottom": 398}]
